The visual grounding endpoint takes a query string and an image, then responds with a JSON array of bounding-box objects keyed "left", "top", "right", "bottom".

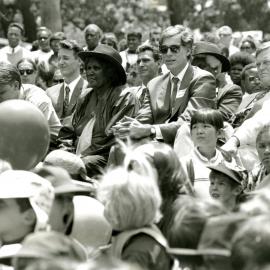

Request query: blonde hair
[{"left": 98, "top": 167, "right": 162, "bottom": 231}]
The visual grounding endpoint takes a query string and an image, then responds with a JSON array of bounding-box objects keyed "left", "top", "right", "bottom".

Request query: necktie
[
  {"left": 63, "top": 86, "right": 70, "bottom": 117},
  {"left": 171, "top": 77, "right": 179, "bottom": 109}
]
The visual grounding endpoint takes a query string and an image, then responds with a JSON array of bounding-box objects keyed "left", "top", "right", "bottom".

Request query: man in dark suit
[
  {"left": 114, "top": 25, "right": 216, "bottom": 145},
  {"left": 191, "top": 41, "right": 243, "bottom": 124},
  {"left": 46, "top": 40, "right": 88, "bottom": 124}
]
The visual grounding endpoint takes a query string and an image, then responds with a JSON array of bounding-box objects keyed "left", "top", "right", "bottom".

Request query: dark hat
[
  {"left": 207, "top": 163, "right": 243, "bottom": 184},
  {"left": 78, "top": 44, "right": 126, "bottom": 85},
  {"left": 35, "top": 165, "right": 92, "bottom": 196},
  {"left": 192, "top": 41, "right": 231, "bottom": 72},
  {"left": 14, "top": 231, "right": 87, "bottom": 262}
]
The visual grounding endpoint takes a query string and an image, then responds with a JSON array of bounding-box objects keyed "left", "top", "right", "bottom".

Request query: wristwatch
[{"left": 150, "top": 126, "right": 156, "bottom": 138}]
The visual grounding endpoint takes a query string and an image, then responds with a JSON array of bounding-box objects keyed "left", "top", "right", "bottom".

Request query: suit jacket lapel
[
  {"left": 67, "top": 77, "right": 85, "bottom": 114},
  {"left": 55, "top": 83, "right": 65, "bottom": 117},
  {"left": 171, "top": 64, "right": 194, "bottom": 117}
]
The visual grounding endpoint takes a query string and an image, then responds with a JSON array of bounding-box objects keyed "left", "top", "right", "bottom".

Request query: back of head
[
  {"left": 97, "top": 167, "right": 162, "bottom": 231},
  {"left": 231, "top": 215, "right": 270, "bottom": 270},
  {"left": 14, "top": 231, "right": 87, "bottom": 262},
  {"left": 0, "top": 62, "right": 21, "bottom": 88}
]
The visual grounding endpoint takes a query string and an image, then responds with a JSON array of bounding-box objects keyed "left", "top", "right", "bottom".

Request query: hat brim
[
  {"left": 196, "top": 52, "right": 231, "bottom": 73},
  {"left": 168, "top": 247, "right": 231, "bottom": 257},
  {"left": 54, "top": 182, "right": 90, "bottom": 195},
  {"left": 78, "top": 51, "right": 127, "bottom": 86}
]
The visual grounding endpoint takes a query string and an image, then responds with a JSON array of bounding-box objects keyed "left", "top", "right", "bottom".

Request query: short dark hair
[
  {"left": 229, "top": 52, "right": 255, "bottom": 68},
  {"left": 8, "top": 22, "right": 24, "bottom": 35},
  {"left": 0, "top": 62, "right": 21, "bottom": 88},
  {"left": 127, "top": 30, "right": 142, "bottom": 40},
  {"left": 241, "top": 62, "right": 257, "bottom": 81},
  {"left": 231, "top": 215, "right": 270, "bottom": 270},
  {"left": 136, "top": 44, "right": 161, "bottom": 62},
  {"left": 50, "top": 32, "right": 66, "bottom": 44},
  {"left": 256, "top": 125, "right": 270, "bottom": 144},
  {"left": 191, "top": 108, "right": 224, "bottom": 131},
  {"left": 241, "top": 38, "right": 256, "bottom": 50},
  {"left": 59, "top": 39, "right": 83, "bottom": 58}
]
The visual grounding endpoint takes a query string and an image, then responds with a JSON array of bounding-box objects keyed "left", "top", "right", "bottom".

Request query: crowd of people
[{"left": 0, "top": 12, "right": 270, "bottom": 270}]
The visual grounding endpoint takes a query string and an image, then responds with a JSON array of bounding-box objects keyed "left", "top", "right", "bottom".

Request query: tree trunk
[{"left": 40, "top": 0, "right": 62, "bottom": 32}]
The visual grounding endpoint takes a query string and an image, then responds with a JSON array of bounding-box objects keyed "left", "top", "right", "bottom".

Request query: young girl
[{"left": 181, "top": 108, "right": 237, "bottom": 198}]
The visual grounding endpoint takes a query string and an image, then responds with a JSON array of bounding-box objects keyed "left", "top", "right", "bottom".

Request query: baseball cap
[
  {"left": 207, "top": 163, "right": 245, "bottom": 185},
  {"left": 13, "top": 231, "right": 87, "bottom": 262},
  {"left": 34, "top": 165, "right": 92, "bottom": 195},
  {"left": 0, "top": 170, "right": 54, "bottom": 231}
]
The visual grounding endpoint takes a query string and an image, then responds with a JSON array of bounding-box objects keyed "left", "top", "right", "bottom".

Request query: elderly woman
[
  {"left": 97, "top": 167, "right": 172, "bottom": 270},
  {"left": 58, "top": 45, "right": 139, "bottom": 177}
]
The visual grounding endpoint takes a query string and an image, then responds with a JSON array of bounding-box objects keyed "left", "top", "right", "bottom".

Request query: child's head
[
  {"left": 208, "top": 164, "right": 243, "bottom": 209},
  {"left": 256, "top": 125, "right": 270, "bottom": 173},
  {"left": 97, "top": 167, "right": 162, "bottom": 231},
  {"left": 191, "top": 108, "right": 224, "bottom": 148},
  {"left": 0, "top": 170, "right": 54, "bottom": 244}
]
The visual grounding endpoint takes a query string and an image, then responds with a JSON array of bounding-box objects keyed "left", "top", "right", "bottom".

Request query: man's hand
[
  {"left": 221, "top": 136, "right": 240, "bottom": 156},
  {"left": 129, "top": 120, "right": 152, "bottom": 140},
  {"left": 111, "top": 116, "right": 134, "bottom": 138}
]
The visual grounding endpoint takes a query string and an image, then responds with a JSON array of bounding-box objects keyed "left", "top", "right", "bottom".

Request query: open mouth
[{"left": 211, "top": 193, "right": 220, "bottom": 199}]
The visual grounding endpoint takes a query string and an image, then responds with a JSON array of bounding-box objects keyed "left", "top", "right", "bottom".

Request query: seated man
[
  {"left": 114, "top": 25, "right": 216, "bottom": 145},
  {"left": 58, "top": 44, "right": 139, "bottom": 177},
  {"left": 0, "top": 62, "right": 61, "bottom": 141},
  {"left": 191, "top": 41, "right": 242, "bottom": 124}
]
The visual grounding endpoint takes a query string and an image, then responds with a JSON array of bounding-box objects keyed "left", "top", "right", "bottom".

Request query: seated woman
[{"left": 58, "top": 45, "right": 139, "bottom": 178}]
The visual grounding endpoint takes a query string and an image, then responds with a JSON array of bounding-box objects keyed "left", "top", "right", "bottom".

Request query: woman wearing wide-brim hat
[{"left": 58, "top": 44, "right": 139, "bottom": 178}]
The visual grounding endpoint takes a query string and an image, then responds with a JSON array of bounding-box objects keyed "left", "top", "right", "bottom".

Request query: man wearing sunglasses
[
  {"left": 114, "top": 25, "right": 216, "bottom": 145},
  {"left": 46, "top": 40, "right": 88, "bottom": 124}
]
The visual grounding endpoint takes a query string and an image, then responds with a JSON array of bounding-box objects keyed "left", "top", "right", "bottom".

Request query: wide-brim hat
[
  {"left": 192, "top": 41, "right": 231, "bottom": 72},
  {"left": 78, "top": 44, "right": 126, "bottom": 86}
]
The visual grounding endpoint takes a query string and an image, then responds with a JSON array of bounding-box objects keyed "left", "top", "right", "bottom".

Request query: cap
[
  {"left": 0, "top": 170, "right": 54, "bottom": 231},
  {"left": 14, "top": 231, "right": 87, "bottom": 262},
  {"left": 34, "top": 165, "right": 92, "bottom": 196},
  {"left": 207, "top": 163, "right": 244, "bottom": 184}
]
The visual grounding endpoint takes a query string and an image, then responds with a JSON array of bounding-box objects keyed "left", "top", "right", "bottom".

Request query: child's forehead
[{"left": 257, "top": 130, "right": 270, "bottom": 142}]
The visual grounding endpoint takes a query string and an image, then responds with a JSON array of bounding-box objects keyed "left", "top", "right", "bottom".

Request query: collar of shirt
[
  {"left": 194, "top": 146, "right": 222, "bottom": 163},
  {"left": 63, "top": 76, "right": 81, "bottom": 102},
  {"left": 169, "top": 62, "right": 189, "bottom": 84},
  {"left": 8, "top": 44, "right": 21, "bottom": 54}
]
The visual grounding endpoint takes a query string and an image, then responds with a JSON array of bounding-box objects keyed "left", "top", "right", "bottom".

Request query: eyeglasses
[
  {"left": 241, "top": 46, "right": 251, "bottom": 50},
  {"left": 53, "top": 79, "right": 64, "bottom": 84},
  {"left": 159, "top": 45, "right": 181, "bottom": 54},
  {"left": 19, "top": 69, "right": 34, "bottom": 75}
]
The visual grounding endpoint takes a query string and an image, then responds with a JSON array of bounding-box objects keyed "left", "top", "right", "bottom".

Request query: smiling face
[
  {"left": 137, "top": 49, "right": 159, "bottom": 84},
  {"left": 85, "top": 57, "right": 107, "bottom": 89},
  {"left": 256, "top": 48, "right": 270, "bottom": 88},
  {"left": 209, "top": 172, "right": 239, "bottom": 206},
  {"left": 160, "top": 34, "right": 190, "bottom": 75},
  {"left": 58, "top": 48, "right": 80, "bottom": 80}
]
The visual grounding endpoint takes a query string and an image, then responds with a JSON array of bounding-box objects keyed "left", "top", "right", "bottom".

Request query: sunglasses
[
  {"left": 159, "top": 45, "right": 181, "bottom": 54},
  {"left": 53, "top": 79, "right": 64, "bottom": 84},
  {"left": 241, "top": 46, "right": 251, "bottom": 50},
  {"left": 19, "top": 69, "right": 34, "bottom": 75}
]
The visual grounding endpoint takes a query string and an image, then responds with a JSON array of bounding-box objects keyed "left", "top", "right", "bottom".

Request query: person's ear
[
  {"left": 22, "top": 208, "right": 36, "bottom": 227},
  {"left": 232, "top": 185, "right": 242, "bottom": 196},
  {"left": 13, "top": 81, "right": 20, "bottom": 91}
]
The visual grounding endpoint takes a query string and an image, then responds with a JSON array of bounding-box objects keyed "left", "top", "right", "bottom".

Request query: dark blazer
[
  {"left": 136, "top": 64, "right": 216, "bottom": 145},
  {"left": 46, "top": 76, "right": 88, "bottom": 120},
  {"left": 216, "top": 83, "right": 243, "bottom": 123}
]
